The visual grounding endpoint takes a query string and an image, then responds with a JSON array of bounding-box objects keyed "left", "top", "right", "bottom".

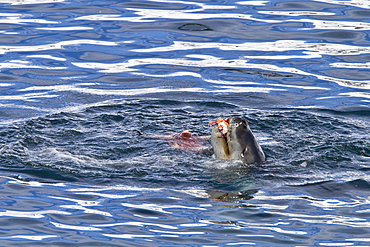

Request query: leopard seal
[{"left": 210, "top": 117, "right": 265, "bottom": 163}]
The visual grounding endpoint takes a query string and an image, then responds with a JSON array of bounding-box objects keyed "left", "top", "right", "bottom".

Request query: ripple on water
[
  {"left": 0, "top": 99, "right": 368, "bottom": 190},
  {"left": 0, "top": 0, "right": 370, "bottom": 245},
  {"left": 1, "top": 174, "right": 370, "bottom": 246}
]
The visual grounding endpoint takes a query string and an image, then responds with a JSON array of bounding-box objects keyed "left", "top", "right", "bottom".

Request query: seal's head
[{"left": 209, "top": 117, "right": 265, "bottom": 164}]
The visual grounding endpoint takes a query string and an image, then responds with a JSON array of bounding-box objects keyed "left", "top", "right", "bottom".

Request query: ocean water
[{"left": 0, "top": 0, "right": 369, "bottom": 246}]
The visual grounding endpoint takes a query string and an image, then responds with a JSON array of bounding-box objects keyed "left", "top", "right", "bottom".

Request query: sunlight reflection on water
[
  {"left": 2, "top": 175, "right": 370, "bottom": 246},
  {"left": 0, "top": 0, "right": 370, "bottom": 246}
]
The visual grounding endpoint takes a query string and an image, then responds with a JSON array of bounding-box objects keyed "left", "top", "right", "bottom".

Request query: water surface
[{"left": 0, "top": 0, "right": 369, "bottom": 246}]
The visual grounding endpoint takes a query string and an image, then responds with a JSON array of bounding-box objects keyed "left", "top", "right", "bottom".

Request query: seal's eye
[{"left": 235, "top": 120, "right": 248, "bottom": 130}]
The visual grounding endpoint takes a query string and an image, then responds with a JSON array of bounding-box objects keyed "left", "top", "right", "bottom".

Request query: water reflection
[
  {"left": 178, "top": 23, "right": 213, "bottom": 31},
  {"left": 130, "top": 40, "right": 370, "bottom": 56},
  {"left": 313, "top": 0, "right": 370, "bottom": 9},
  {"left": 75, "top": 7, "right": 278, "bottom": 24},
  {"left": 0, "top": 14, "right": 58, "bottom": 24},
  {"left": 259, "top": 10, "right": 335, "bottom": 16},
  {"left": 0, "top": 0, "right": 369, "bottom": 114},
  {"left": 0, "top": 40, "right": 120, "bottom": 54},
  {"left": 206, "top": 189, "right": 258, "bottom": 203},
  {"left": 1, "top": 0, "right": 65, "bottom": 5},
  {"left": 0, "top": 235, "right": 58, "bottom": 241},
  {"left": 1, "top": 167, "right": 370, "bottom": 245},
  {"left": 0, "top": 0, "right": 370, "bottom": 245}
]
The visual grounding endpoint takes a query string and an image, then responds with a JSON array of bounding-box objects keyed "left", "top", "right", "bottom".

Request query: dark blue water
[{"left": 0, "top": 0, "right": 370, "bottom": 246}]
